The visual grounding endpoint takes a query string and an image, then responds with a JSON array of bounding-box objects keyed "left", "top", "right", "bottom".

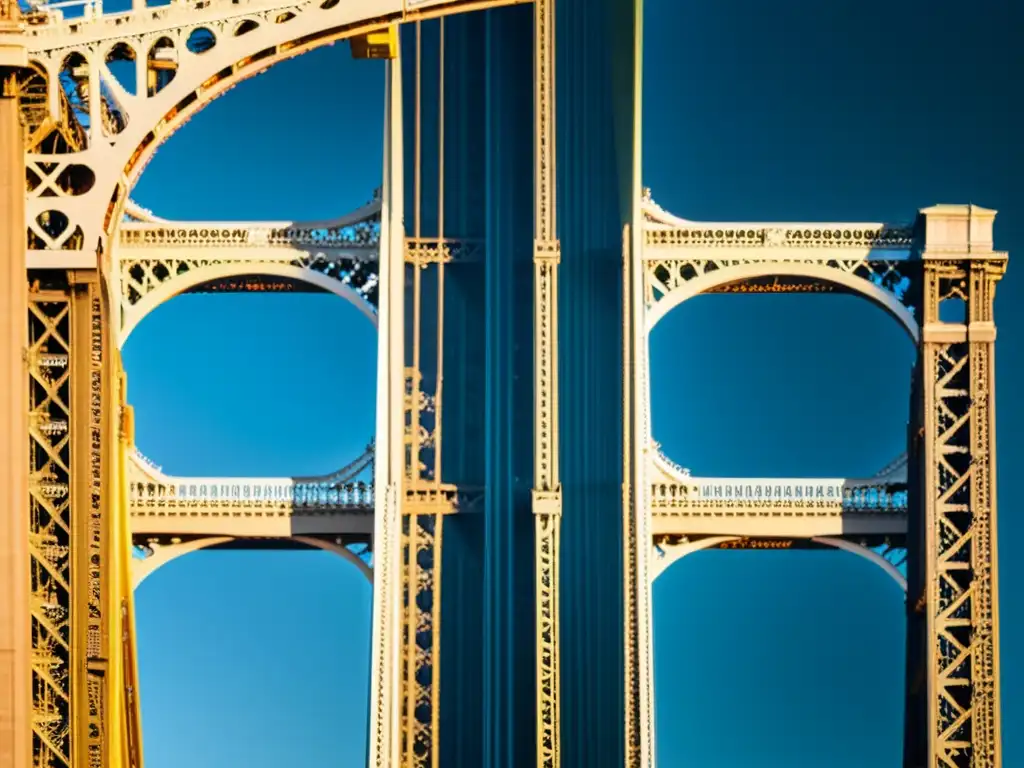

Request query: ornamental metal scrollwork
[
  {"left": 118, "top": 199, "right": 383, "bottom": 322},
  {"left": 640, "top": 193, "right": 922, "bottom": 321}
]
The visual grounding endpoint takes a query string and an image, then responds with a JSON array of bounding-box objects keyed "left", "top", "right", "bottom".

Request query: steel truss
[
  {"left": 3, "top": 0, "right": 512, "bottom": 764},
  {"left": 625, "top": 197, "right": 1007, "bottom": 768}
]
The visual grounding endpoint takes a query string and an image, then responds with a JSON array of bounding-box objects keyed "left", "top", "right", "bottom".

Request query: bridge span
[
  {"left": 649, "top": 449, "right": 908, "bottom": 539},
  {"left": 127, "top": 442, "right": 377, "bottom": 587},
  {"left": 128, "top": 441, "right": 375, "bottom": 540},
  {"left": 116, "top": 193, "right": 383, "bottom": 339},
  {"left": 647, "top": 449, "right": 910, "bottom": 587}
]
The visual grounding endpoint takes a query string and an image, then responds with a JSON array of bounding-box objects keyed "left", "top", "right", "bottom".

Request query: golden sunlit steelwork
[
  {"left": 0, "top": 0, "right": 1008, "bottom": 766},
  {"left": 624, "top": 192, "right": 1007, "bottom": 768}
]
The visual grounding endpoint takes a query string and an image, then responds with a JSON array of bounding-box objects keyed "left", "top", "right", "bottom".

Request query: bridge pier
[{"left": 902, "top": 206, "right": 1006, "bottom": 767}]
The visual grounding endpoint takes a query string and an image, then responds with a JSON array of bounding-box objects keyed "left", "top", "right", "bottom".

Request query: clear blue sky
[{"left": 117, "top": 1, "right": 1022, "bottom": 766}]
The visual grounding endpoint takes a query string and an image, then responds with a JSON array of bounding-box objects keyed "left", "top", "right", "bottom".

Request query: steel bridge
[
  {"left": 128, "top": 441, "right": 376, "bottom": 585},
  {"left": 0, "top": 1, "right": 1008, "bottom": 768}
]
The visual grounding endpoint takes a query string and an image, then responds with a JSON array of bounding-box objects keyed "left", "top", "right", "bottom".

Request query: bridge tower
[{"left": 1, "top": 7, "right": 144, "bottom": 768}]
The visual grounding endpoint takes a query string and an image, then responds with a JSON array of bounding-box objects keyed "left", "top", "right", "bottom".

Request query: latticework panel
[
  {"left": 643, "top": 254, "right": 919, "bottom": 310},
  {"left": 398, "top": 230, "right": 452, "bottom": 766},
  {"left": 532, "top": 240, "right": 561, "bottom": 768},
  {"left": 639, "top": 195, "right": 922, "bottom": 323},
  {"left": 533, "top": 0, "right": 562, "bottom": 763},
  {"left": 27, "top": 275, "right": 113, "bottom": 768},
  {"left": 399, "top": 511, "right": 442, "bottom": 768},
  {"left": 79, "top": 282, "right": 108, "bottom": 768},
  {"left": 534, "top": 501, "right": 560, "bottom": 768},
  {"left": 27, "top": 284, "right": 73, "bottom": 768},
  {"left": 926, "top": 338, "right": 978, "bottom": 765},
  {"left": 919, "top": 258, "right": 1003, "bottom": 768},
  {"left": 119, "top": 210, "right": 382, "bottom": 307}
]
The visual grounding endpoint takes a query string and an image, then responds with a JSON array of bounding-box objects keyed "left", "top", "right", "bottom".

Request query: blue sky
[{"left": 119, "top": 1, "right": 1022, "bottom": 766}]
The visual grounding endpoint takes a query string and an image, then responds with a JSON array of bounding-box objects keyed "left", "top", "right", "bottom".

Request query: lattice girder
[
  {"left": 915, "top": 233, "right": 1005, "bottom": 767},
  {"left": 640, "top": 191, "right": 921, "bottom": 339},
  {"left": 27, "top": 285, "right": 74, "bottom": 768},
  {"left": 398, "top": 509, "right": 442, "bottom": 768},
  {"left": 24, "top": 269, "right": 128, "bottom": 768},
  {"left": 116, "top": 198, "right": 383, "bottom": 339}
]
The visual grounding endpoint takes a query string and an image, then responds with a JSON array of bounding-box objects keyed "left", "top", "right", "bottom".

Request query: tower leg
[
  {"left": 24, "top": 269, "right": 121, "bottom": 768},
  {"left": 907, "top": 205, "right": 1005, "bottom": 767},
  {"left": 369, "top": 53, "right": 406, "bottom": 768},
  {"left": 67, "top": 269, "right": 111, "bottom": 768},
  {"left": 533, "top": 2, "right": 562, "bottom": 767},
  {"left": 0, "top": 66, "right": 32, "bottom": 768}
]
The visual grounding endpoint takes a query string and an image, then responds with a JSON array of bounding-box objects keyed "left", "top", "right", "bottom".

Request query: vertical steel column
[
  {"left": 622, "top": 0, "right": 651, "bottom": 764},
  {"left": 910, "top": 205, "right": 1006, "bottom": 768},
  {"left": 68, "top": 269, "right": 111, "bottom": 768},
  {"left": 370, "top": 51, "right": 406, "bottom": 768},
  {"left": 532, "top": 1, "right": 561, "bottom": 766},
  {"left": 0, "top": 34, "right": 32, "bottom": 768}
]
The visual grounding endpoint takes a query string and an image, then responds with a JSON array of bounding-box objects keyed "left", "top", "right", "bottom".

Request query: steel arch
[
  {"left": 118, "top": 261, "right": 378, "bottom": 347},
  {"left": 131, "top": 534, "right": 373, "bottom": 589},
  {"left": 644, "top": 260, "right": 920, "bottom": 344}
]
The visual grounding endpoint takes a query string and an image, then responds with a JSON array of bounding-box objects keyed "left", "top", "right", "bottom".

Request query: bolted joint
[
  {"left": 534, "top": 239, "right": 561, "bottom": 265},
  {"left": 532, "top": 488, "right": 562, "bottom": 517}
]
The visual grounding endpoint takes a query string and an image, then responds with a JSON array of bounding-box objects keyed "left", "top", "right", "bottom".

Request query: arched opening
[
  {"left": 649, "top": 292, "right": 914, "bottom": 478},
  {"left": 647, "top": 291, "right": 915, "bottom": 766},
  {"left": 120, "top": 42, "right": 385, "bottom": 767},
  {"left": 119, "top": 264, "right": 379, "bottom": 345},
  {"left": 133, "top": 540, "right": 373, "bottom": 766},
  {"left": 653, "top": 548, "right": 906, "bottom": 767},
  {"left": 128, "top": 44, "right": 385, "bottom": 222},
  {"left": 124, "top": 289, "right": 378, "bottom": 767}
]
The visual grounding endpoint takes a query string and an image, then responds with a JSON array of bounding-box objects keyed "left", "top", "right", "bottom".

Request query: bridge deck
[
  {"left": 127, "top": 448, "right": 374, "bottom": 540},
  {"left": 649, "top": 450, "right": 908, "bottom": 539}
]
